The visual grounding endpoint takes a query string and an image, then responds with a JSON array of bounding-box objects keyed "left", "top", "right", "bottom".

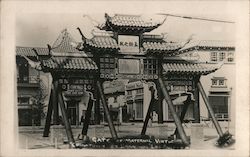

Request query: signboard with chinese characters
[{"left": 118, "top": 35, "right": 139, "bottom": 54}]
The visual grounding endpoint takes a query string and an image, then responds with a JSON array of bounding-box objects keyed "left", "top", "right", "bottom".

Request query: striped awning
[
  {"left": 162, "top": 62, "right": 221, "bottom": 75},
  {"left": 42, "top": 57, "right": 98, "bottom": 71}
]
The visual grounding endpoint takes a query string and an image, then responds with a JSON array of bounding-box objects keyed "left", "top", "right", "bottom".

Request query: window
[
  {"left": 212, "top": 80, "right": 218, "bottom": 86},
  {"left": 143, "top": 59, "right": 158, "bottom": 75},
  {"left": 99, "top": 57, "right": 115, "bottom": 74},
  {"left": 18, "top": 97, "right": 30, "bottom": 105},
  {"left": 219, "top": 52, "right": 226, "bottom": 61},
  {"left": 219, "top": 80, "right": 224, "bottom": 86},
  {"left": 18, "top": 62, "right": 29, "bottom": 83},
  {"left": 210, "top": 52, "right": 218, "bottom": 61},
  {"left": 211, "top": 77, "right": 227, "bottom": 87},
  {"left": 136, "top": 88, "right": 143, "bottom": 94},
  {"left": 227, "top": 52, "right": 234, "bottom": 62},
  {"left": 209, "top": 96, "right": 229, "bottom": 120},
  {"left": 127, "top": 90, "right": 132, "bottom": 96}
]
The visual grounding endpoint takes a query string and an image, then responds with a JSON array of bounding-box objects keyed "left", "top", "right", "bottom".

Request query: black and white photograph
[{"left": 0, "top": 1, "right": 249, "bottom": 157}]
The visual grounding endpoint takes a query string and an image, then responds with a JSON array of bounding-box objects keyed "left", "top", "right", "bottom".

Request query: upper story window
[
  {"left": 211, "top": 77, "right": 227, "bottom": 88},
  {"left": 17, "top": 62, "right": 29, "bottom": 83},
  {"left": 219, "top": 52, "right": 226, "bottom": 61},
  {"left": 227, "top": 52, "right": 234, "bottom": 62},
  {"left": 143, "top": 59, "right": 158, "bottom": 75},
  {"left": 210, "top": 52, "right": 218, "bottom": 61},
  {"left": 210, "top": 51, "right": 235, "bottom": 63}
]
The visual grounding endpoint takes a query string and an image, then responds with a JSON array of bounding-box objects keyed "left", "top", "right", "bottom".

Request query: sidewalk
[{"left": 18, "top": 122, "right": 235, "bottom": 150}]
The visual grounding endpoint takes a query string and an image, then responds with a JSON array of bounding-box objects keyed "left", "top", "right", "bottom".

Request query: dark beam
[
  {"left": 158, "top": 77, "right": 190, "bottom": 146},
  {"left": 43, "top": 89, "right": 53, "bottom": 137},
  {"left": 193, "top": 77, "right": 200, "bottom": 123},
  {"left": 197, "top": 81, "right": 223, "bottom": 136},
  {"left": 81, "top": 93, "right": 94, "bottom": 138},
  {"left": 141, "top": 86, "right": 155, "bottom": 135},
  {"left": 58, "top": 90, "right": 76, "bottom": 148},
  {"left": 52, "top": 79, "right": 59, "bottom": 125},
  {"left": 97, "top": 80, "right": 118, "bottom": 139}
]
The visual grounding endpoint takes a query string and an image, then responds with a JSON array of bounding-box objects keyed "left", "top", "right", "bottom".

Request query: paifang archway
[{"left": 34, "top": 14, "right": 233, "bottom": 148}]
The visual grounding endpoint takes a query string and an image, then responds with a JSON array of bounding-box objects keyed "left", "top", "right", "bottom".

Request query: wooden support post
[
  {"left": 94, "top": 82, "right": 101, "bottom": 125},
  {"left": 43, "top": 89, "right": 53, "bottom": 137},
  {"left": 155, "top": 81, "right": 163, "bottom": 124},
  {"left": 193, "top": 77, "right": 200, "bottom": 123},
  {"left": 52, "top": 79, "right": 59, "bottom": 125},
  {"left": 174, "top": 95, "right": 192, "bottom": 138},
  {"left": 197, "top": 81, "right": 223, "bottom": 136},
  {"left": 81, "top": 93, "right": 94, "bottom": 137},
  {"left": 158, "top": 77, "right": 190, "bottom": 146},
  {"left": 58, "top": 90, "right": 75, "bottom": 147},
  {"left": 97, "top": 80, "right": 118, "bottom": 139},
  {"left": 141, "top": 86, "right": 155, "bottom": 135}
]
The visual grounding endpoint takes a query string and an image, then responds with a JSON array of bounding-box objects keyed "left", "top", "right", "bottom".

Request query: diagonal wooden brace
[
  {"left": 97, "top": 80, "right": 118, "bottom": 139},
  {"left": 81, "top": 93, "right": 95, "bottom": 141},
  {"left": 141, "top": 86, "right": 155, "bottom": 135},
  {"left": 174, "top": 94, "right": 192, "bottom": 138},
  {"left": 43, "top": 88, "right": 54, "bottom": 137},
  {"left": 58, "top": 91, "right": 76, "bottom": 148},
  {"left": 158, "top": 77, "right": 190, "bottom": 146},
  {"left": 197, "top": 81, "right": 234, "bottom": 146}
]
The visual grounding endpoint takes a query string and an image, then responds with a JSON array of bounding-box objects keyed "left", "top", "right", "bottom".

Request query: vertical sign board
[{"left": 118, "top": 35, "right": 140, "bottom": 54}]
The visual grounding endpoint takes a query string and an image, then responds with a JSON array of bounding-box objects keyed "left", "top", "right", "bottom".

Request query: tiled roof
[
  {"left": 102, "top": 14, "right": 164, "bottom": 32},
  {"left": 162, "top": 62, "right": 221, "bottom": 75},
  {"left": 85, "top": 36, "right": 119, "bottom": 50},
  {"left": 179, "top": 40, "right": 235, "bottom": 52},
  {"left": 16, "top": 47, "right": 49, "bottom": 57},
  {"left": 52, "top": 29, "right": 83, "bottom": 54},
  {"left": 42, "top": 57, "right": 98, "bottom": 71},
  {"left": 143, "top": 42, "right": 182, "bottom": 51}
]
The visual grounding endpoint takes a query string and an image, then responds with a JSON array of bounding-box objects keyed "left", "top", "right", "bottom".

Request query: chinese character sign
[{"left": 118, "top": 35, "right": 139, "bottom": 54}]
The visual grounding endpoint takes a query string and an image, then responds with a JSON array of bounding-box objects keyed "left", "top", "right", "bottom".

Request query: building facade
[{"left": 178, "top": 40, "right": 235, "bottom": 126}]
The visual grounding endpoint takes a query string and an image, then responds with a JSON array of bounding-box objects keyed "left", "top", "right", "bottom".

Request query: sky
[{"left": 15, "top": 1, "right": 236, "bottom": 47}]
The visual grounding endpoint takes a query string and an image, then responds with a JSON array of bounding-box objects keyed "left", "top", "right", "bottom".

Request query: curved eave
[
  {"left": 105, "top": 21, "right": 162, "bottom": 32},
  {"left": 162, "top": 63, "right": 222, "bottom": 76}
]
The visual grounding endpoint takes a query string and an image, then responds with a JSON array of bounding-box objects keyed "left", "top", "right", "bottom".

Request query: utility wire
[{"left": 158, "top": 13, "right": 235, "bottom": 24}]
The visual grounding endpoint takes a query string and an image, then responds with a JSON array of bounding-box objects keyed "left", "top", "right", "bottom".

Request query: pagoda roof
[
  {"left": 85, "top": 36, "right": 120, "bottom": 50},
  {"left": 79, "top": 34, "right": 183, "bottom": 55},
  {"left": 16, "top": 46, "right": 49, "bottom": 57},
  {"left": 179, "top": 40, "right": 235, "bottom": 52},
  {"left": 51, "top": 29, "right": 85, "bottom": 55},
  {"left": 162, "top": 62, "right": 222, "bottom": 75},
  {"left": 143, "top": 42, "right": 182, "bottom": 55},
  {"left": 42, "top": 56, "right": 98, "bottom": 71},
  {"left": 100, "top": 13, "right": 165, "bottom": 32}
]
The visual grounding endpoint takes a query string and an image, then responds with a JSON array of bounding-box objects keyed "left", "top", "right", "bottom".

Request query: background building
[{"left": 178, "top": 40, "right": 235, "bottom": 127}]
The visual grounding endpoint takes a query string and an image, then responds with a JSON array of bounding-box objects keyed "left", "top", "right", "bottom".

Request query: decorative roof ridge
[{"left": 113, "top": 13, "right": 141, "bottom": 17}]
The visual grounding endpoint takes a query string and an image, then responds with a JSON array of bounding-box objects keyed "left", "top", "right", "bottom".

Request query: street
[{"left": 18, "top": 122, "right": 235, "bottom": 150}]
